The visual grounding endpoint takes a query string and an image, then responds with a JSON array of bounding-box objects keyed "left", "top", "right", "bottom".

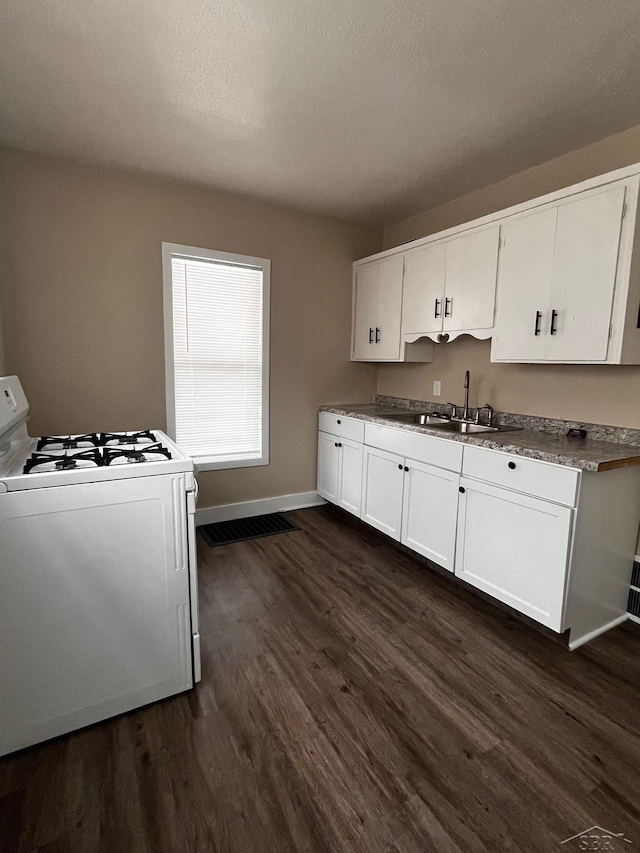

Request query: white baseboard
[
  {"left": 195, "top": 491, "right": 326, "bottom": 526},
  {"left": 629, "top": 613, "right": 640, "bottom": 625},
  {"left": 569, "top": 613, "right": 629, "bottom": 650}
]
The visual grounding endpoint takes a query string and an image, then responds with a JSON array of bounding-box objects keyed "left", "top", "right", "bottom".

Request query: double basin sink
[{"left": 380, "top": 411, "right": 521, "bottom": 434}]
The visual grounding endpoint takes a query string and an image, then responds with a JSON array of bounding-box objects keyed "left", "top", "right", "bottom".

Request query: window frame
[{"left": 162, "top": 242, "right": 270, "bottom": 472}]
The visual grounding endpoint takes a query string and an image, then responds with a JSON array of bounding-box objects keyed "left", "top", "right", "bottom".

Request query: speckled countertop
[{"left": 319, "top": 401, "right": 640, "bottom": 473}]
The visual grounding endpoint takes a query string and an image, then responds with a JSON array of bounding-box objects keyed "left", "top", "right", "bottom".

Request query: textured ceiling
[{"left": 1, "top": 0, "right": 640, "bottom": 223}]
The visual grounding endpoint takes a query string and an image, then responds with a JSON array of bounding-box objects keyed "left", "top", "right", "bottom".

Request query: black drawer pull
[
  {"left": 508, "top": 461, "right": 516, "bottom": 470},
  {"left": 335, "top": 442, "right": 338, "bottom": 447},
  {"left": 404, "top": 466, "right": 409, "bottom": 472},
  {"left": 337, "top": 419, "right": 341, "bottom": 424},
  {"left": 459, "top": 486, "right": 465, "bottom": 494},
  {"left": 398, "top": 464, "right": 403, "bottom": 470}
]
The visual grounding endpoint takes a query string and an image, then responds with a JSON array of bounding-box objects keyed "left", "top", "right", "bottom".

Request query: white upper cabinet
[
  {"left": 351, "top": 255, "right": 433, "bottom": 362},
  {"left": 352, "top": 262, "right": 379, "bottom": 361},
  {"left": 442, "top": 226, "right": 500, "bottom": 335},
  {"left": 491, "top": 207, "right": 557, "bottom": 361},
  {"left": 493, "top": 183, "right": 628, "bottom": 363},
  {"left": 544, "top": 185, "right": 625, "bottom": 362},
  {"left": 354, "top": 163, "right": 640, "bottom": 365},
  {"left": 402, "top": 242, "right": 447, "bottom": 338},
  {"left": 401, "top": 226, "right": 499, "bottom": 342}
]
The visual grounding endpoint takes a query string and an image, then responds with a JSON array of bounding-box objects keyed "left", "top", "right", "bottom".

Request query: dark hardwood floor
[{"left": 2, "top": 505, "right": 640, "bottom": 852}]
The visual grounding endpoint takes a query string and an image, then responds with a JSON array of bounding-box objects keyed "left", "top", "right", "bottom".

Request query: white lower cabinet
[
  {"left": 317, "top": 431, "right": 363, "bottom": 517},
  {"left": 317, "top": 431, "right": 340, "bottom": 504},
  {"left": 318, "top": 414, "right": 640, "bottom": 647},
  {"left": 361, "top": 446, "right": 405, "bottom": 539},
  {"left": 401, "top": 460, "right": 459, "bottom": 571},
  {"left": 455, "top": 477, "right": 572, "bottom": 631},
  {"left": 361, "top": 446, "right": 459, "bottom": 568},
  {"left": 340, "top": 439, "right": 364, "bottom": 516}
]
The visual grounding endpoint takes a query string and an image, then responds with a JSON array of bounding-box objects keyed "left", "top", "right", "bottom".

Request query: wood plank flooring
[{"left": 2, "top": 505, "right": 640, "bottom": 852}]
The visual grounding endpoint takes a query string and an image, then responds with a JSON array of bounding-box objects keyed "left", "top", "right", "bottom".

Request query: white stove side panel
[{"left": 0, "top": 473, "right": 194, "bottom": 756}]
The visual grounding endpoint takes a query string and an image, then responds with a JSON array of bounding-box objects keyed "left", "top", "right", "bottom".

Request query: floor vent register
[
  {"left": 628, "top": 558, "right": 640, "bottom": 622},
  {"left": 198, "top": 512, "right": 300, "bottom": 547}
]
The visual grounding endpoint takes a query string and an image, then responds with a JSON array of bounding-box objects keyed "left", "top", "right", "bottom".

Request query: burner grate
[
  {"left": 100, "top": 431, "right": 157, "bottom": 446},
  {"left": 24, "top": 449, "right": 104, "bottom": 474},
  {"left": 103, "top": 443, "right": 171, "bottom": 465},
  {"left": 37, "top": 433, "right": 101, "bottom": 451}
]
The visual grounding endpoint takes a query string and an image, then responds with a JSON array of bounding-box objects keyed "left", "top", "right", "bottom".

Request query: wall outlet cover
[{"left": 433, "top": 381, "right": 441, "bottom": 397}]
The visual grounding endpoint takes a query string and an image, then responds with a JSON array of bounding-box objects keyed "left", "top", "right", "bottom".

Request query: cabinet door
[
  {"left": 455, "top": 478, "right": 572, "bottom": 631},
  {"left": 545, "top": 185, "right": 626, "bottom": 362},
  {"left": 361, "top": 446, "right": 405, "bottom": 540},
  {"left": 375, "top": 254, "right": 404, "bottom": 359},
  {"left": 443, "top": 226, "right": 500, "bottom": 333},
  {"left": 492, "top": 207, "right": 556, "bottom": 361},
  {"left": 401, "top": 460, "right": 459, "bottom": 571},
  {"left": 352, "top": 263, "right": 378, "bottom": 360},
  {"left": 338, "top": 437, "right": 363, "bottom": 517},
  {"left": 317, "top": 431, "right": 340, "bottom": 504},
  {"left": 402, "top": 243, "right": 446, "bottom": 338}
]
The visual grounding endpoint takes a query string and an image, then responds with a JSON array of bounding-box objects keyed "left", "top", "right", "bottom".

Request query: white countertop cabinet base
[
  {"left": 361, "top": 446, "right": 405, "bottom": 539},
  {"left": 401, "top": 460, "right": 459, "bottom": 571},
  {"left": 317, "top": 414, "right": 640, "bottom": 648},
  {"left": 317, "top": 430, "right": 363, "bottom": 518},
  {"left": 455, "top": 478, "right": 573, "bottom": 631}
]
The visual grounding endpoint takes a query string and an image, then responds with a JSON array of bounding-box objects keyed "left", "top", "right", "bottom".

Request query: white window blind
[{"left": 164, "top": 245, "right": 270, "bottom": 470}]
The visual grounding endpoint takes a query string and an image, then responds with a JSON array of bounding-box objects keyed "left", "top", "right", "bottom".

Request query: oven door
[{"left": 0, "top": 473, "right": 193, "bottom": 757}]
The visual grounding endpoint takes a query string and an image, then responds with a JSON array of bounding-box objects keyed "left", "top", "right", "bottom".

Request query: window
[{"left": 163, "top": 243, "right": 270, "bottom": 471}]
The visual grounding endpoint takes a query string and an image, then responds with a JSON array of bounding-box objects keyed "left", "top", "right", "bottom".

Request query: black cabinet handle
[
  {"left": 508, "top": 461, "right": 516, "bottom": 470},
  {"left": 434, "top": 298, "right": 441, "bottom": 318},
  {"left": 404, "top": 466, "right": 409, "bottom": 472},
  {"left": 337, "top": 419, "right": 341, "bottom": 424},
  {"left": 550, "top": 310, "right": 558, "bottom": 335},
  {"left": 459, "top": 486, "right": 466, "bottom": 494},
  {"left": 369, "top": 328, "right": 373, "bottom": 343},
  {"left": 534, "top": 310, "right": 542, "bottom": 336},
  {"left": 444, "top": 297, "right": 452, "bottom": 317},
  {"left": 375, "top": 327, "right": 380, "bottom": 343},
  {"left": 338, "top": 443, "right": 342, "bottom": 447},
  {"left": 335, "top": 442, "right": 338, "bottom": 447},
  {"left": 398, "top": 463, "right": 403, "bottom": 470}
]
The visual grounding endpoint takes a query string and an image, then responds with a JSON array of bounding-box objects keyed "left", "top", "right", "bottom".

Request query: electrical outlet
[{"left": 433, "top": 380, "right": 441, "bottom": 397}]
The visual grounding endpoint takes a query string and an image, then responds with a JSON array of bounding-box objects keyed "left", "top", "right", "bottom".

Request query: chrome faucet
[{"left": 462, "top": 370, "right": 471, "bottom": 421}]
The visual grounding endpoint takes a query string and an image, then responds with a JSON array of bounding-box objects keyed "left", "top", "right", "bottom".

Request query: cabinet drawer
[
  {"left": 364, "top": 422, "right": 462, "bottom": 472},
  {"left": 319, "top": 413, "right": 365, "bottom": 443},
  {"left": 462, "top": 445, "right": 579, "bottom": 506}
]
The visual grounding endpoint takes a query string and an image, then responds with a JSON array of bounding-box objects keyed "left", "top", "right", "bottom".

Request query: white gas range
[{"left": 0, "top": 375, "right": 201, "bottom": 757}]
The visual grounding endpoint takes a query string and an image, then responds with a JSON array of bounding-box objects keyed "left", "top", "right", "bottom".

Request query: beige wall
[
  {"left": 0, "top": 147, "right": 380, "bottom": 509},
  {"left": 378, "top": 123, "right": 640, "bottom": 430}
]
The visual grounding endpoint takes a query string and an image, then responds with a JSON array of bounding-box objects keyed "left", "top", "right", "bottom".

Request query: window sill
[{"left": 193, "top": 455, "right": 269, "bottom": 473}]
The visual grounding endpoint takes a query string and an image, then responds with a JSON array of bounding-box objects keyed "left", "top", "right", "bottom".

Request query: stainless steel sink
[
  {"left": 381, "top": 412, "right": 451, "bottom": 425},
  {"left": 427, "top": 421, "right": 521, "bottom": 434},
  {"left": 380, "top": 411, "right": 521, "bottom": 434}
]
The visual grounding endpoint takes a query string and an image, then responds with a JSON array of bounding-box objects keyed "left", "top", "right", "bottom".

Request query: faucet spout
[{"left": 462, "top": 370, "right": 470, "bottom": 421}]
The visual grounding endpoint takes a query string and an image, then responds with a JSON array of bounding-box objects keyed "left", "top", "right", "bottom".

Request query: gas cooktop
[{"left": 23, "top": 442, "right": 173, "bottom": 474}]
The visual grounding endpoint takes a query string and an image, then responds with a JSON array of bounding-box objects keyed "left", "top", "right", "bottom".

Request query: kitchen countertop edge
[{"left": 319, "top": 404, "right": 640, "bottom": 473}]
